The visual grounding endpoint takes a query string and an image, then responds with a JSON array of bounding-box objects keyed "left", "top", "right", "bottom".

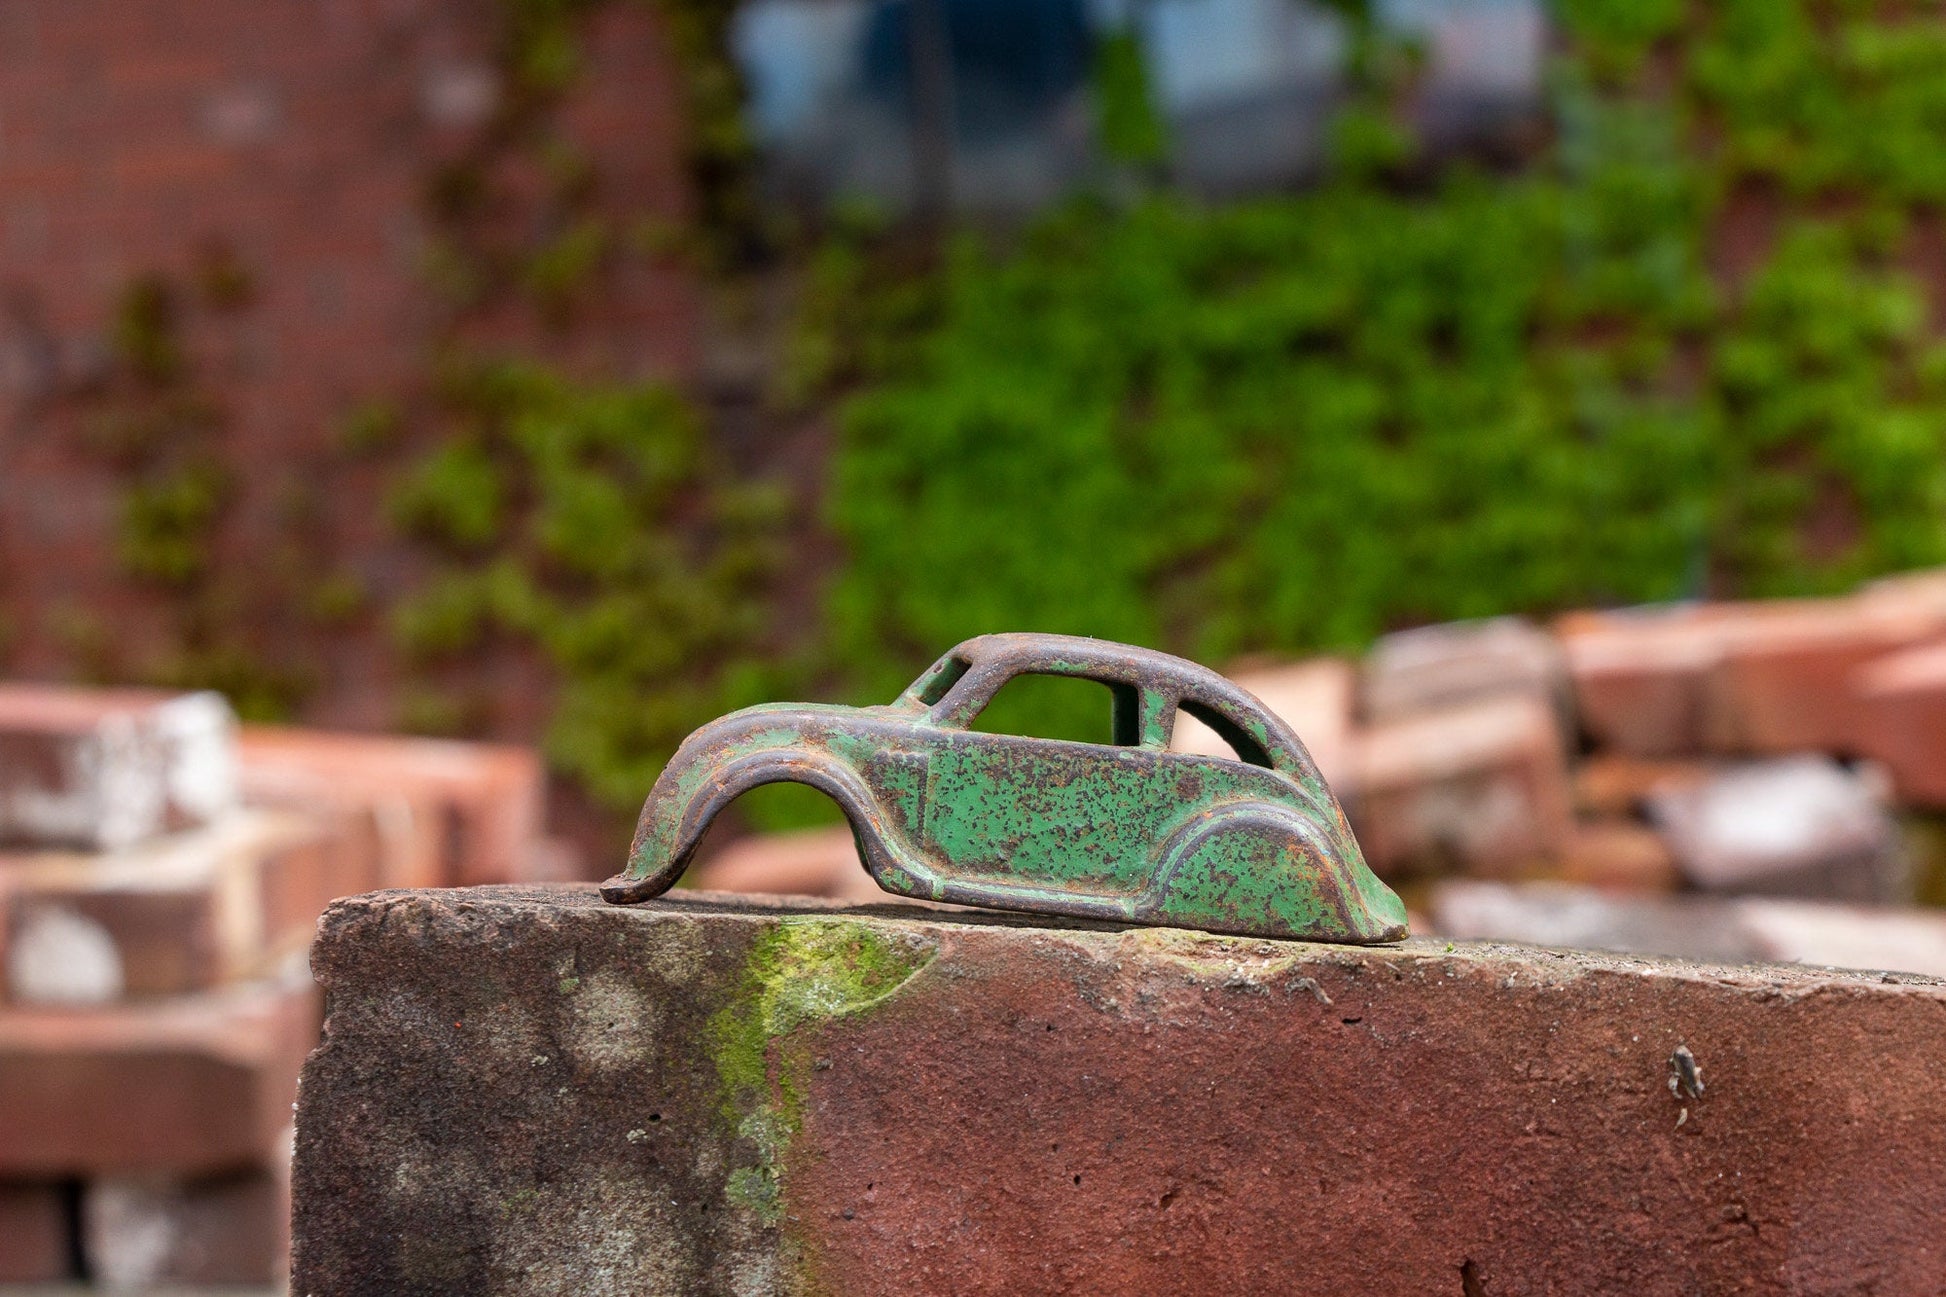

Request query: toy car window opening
[
  {"left": 913, "top": 654, "right": 972, "bottom": 705},
  {"left": 1177, "top": 698, "right": 1274, "bottom": 770},
  {"left": 959, "top": 669, "right": 1147, "bottom": 748}
]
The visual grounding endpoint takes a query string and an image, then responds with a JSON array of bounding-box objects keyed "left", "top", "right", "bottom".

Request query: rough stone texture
[
  {"left": 1171, "top": 658, "right": 1356, "bottom": 788},
  {"left": 0, "top": 969, "right": 315, "bottom": 1175},
  {"left": 1, "top": 807, "right": 364, "bottom": 1003},
  {"left": 1359, "top": 617, "right": 1567, "bottom": 725},
  {"left": 1348, "top": 695, "right": 1572, "bottom": 876},
  {"left": 237, "top": 728, "right": 544, "bottom": 887},
  {"left": 295, "top": 887, "right": 1946, "bottom": 1296},
  {"left": 1432, "top": 879, "right": 1946, "bottom": 979},
  {"left": 0, "top": 1181, "right": 71, "bottom": 1283},
  {"left": 1646, "top": 757, "right": 1907, "bottom": 903},
  {"left": 0, "top": 685, "right": 237, "bottom": 851}
]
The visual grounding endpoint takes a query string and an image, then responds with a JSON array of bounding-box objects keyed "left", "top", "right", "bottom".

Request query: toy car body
[{"left": 602, "top": 633, "right": 1407, "bottom": 943}]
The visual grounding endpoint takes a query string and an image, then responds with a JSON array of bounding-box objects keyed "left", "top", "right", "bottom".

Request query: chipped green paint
[
  {"left": 605, "top": 633, "right": 1408, "bottom": 944},
  {"left": 708, "top": 919, "right": 936, "bottom": 1226}
]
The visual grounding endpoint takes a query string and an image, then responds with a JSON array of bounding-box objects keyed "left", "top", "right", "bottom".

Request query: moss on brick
[{"left": 707, "top": 918, "right": 935, "bottom": 1229}]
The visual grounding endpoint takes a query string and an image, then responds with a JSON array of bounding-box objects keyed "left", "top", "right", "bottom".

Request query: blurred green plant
[
  {"left": 389, "top": 358, "right": 791, "bottom": 809},
  {"left": 784, "top": 0, "right": 1946, "bottom": 743}
]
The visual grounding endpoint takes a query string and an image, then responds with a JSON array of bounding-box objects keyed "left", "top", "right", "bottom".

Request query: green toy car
[{"left": 602, "top": 633, "right": 1407, "bottom": 943}]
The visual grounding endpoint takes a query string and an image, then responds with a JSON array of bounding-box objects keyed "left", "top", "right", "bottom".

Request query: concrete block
[
  {"left": 295, "top": 887, "right": 1946, "bottom": 1295},
  {"left": 0, "top": 971, "right": 316, "bottom": 1175},
  {"left": 1349, "top": 695, "right": 1572, "bottom": 876},
  {"left": 1360, "top": 616, "right": 1566, "bottom": 723},
  {"left": 1646, "top": 756, "right": 1907, "bottom": 903},
  {"left": 1171, "top": 658, "right": 1355, "bottom": 788},
  {"left": 0, "top": 1181, "right": 71, "bottom": 1283},
  {"left": 0, "top": 685, "right": 237, "bottom": 850},
  {"left": 1, "top": 808, "right": 367, "bottom": 1003}
]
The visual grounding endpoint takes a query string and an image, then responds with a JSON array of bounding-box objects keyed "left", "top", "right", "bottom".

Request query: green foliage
[
  {"left": 810, "top": 0, "right": 1946, "bottom": 715},
  {"left": 118, "top": 463, "right": 230, "bottom": 586},
  {"left": 389, "top": 358, "right": 789, "bottom": 809}
]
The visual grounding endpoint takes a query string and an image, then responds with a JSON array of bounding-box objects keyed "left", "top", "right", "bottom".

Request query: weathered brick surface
[
  {"left": 0, "top": 971, "right": 315, "bottom": 1175},
  {"left": 1, "top": 807, "right": 364, "bottom": 1002},
  {"left": 295, "top": 888, "right": 1946, "bottom": 1295},
  {"left": 238, "top": 727, "right": 544, "bottom": 887},
  {"left": 1171, "top": 658, "right": 1355, "bottom": 788},
  {"left": 0, "top": 1181, "right": 71, "bottom": 1283},
  {"left": 0, "top": 684, "right": 236, "bottom": 850},
  {"left": 1349, "top": 695, "right": 1572, "bottom": 875}
]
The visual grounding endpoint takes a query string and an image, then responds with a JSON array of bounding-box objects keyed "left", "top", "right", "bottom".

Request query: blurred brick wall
[{"left": 0, "top": 0, "right": 700, "bottom": 721}]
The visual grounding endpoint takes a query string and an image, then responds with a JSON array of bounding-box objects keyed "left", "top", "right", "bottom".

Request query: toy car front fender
[
  {"left": 1138, "top": 801, "right": 1408, "bottom": 943},
  {"left": 601, "top": 716, "right": 923, "bottom": 904}
]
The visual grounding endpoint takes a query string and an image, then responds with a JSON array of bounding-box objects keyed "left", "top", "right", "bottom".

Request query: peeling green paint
[{"left": 708, "top": 919, "right": 936, "bottom": 1228}]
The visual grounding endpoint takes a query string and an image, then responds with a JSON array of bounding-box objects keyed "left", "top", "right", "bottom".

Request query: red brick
[
  {"left": 0, "top": 684, "right": 237, "bottom": 850},
  {"left": 1359, "top": 616, "right": 1566, "bottom": 723},
  {"left": 1853, "top": 641, "right": 1946, "bottom": 807},
  {"left": 1704, "top": 599, "right": 1943, "bottom": 755},
  {"left": 0, "top": 973, "right": 316, "bottom": 1175},
  {"left": 1571, "top": 754, "right": 1716, "bottom": 819},
  {"left": 0, "top": 1181, "right": 71, "bottom": 1283},
  {"left": 1557, "top": 604, "right": 1726, "bottom": 756},
  {"left": 1, "top": 808, "right": 366, "bottom": 1003},
  {"left": 238, "top": 727, "right": 543, "bottom": 887},
  {"left": 1555, "top": 819, "right": 1680, "bottom": 892},
  {"left": 1348, "top": 695, "right": 1571, "bottom": 876},
  {"left": 1170, "top": 657, "right": 1355, "bottom": 788},
  {"left": 84, "top": 1158, "right": 289, "bottom": 1287},
  {"left": 294, "top": 888, "right": 1946, "bottom": 1295}
]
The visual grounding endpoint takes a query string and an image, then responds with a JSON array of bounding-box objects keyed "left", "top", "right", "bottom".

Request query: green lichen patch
[{"left": 708, "top": 919, "right": 936, "bottom": 1226}]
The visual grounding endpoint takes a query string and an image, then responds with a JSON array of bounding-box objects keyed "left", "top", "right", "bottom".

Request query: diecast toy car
[{"left": 602, "top": 633, "right": 1407, "bottom": 943}]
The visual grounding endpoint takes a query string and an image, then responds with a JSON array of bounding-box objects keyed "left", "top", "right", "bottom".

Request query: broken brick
[
  {"left": 238, "top": 727, "right": 543, "bottom": 886},
  {"left": 1, "top": 808, "right": 366, "bottom": 1003},
  {"left": 1646, "top": 756, "right": 1907, "bottom": 903},
  {"left": 1349, "top": 695, "right": 1572, "bottom": 876},
  {"left": 1360, "top": 617, "right": 1567, "bottom": 724},
  {"left": 0, "top": 973, "right": 316, "bottom": 1175},
  {"left": 0, "top": 685, "right": 237, "bottom": 850}
]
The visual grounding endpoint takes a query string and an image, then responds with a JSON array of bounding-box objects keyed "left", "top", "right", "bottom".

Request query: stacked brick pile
[
  {"left": 694, "top": 571, "right": 1946, "bottom": 970},
  {"left": 0, "top": 684, "right": 555, "bottom": 1287}
]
